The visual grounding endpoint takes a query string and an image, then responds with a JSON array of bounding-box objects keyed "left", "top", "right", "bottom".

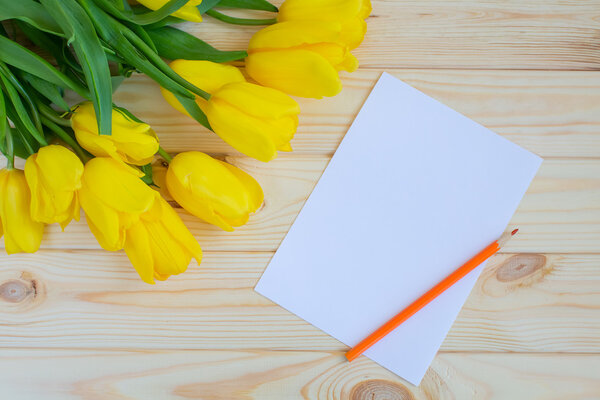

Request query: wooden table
[{"left": 2, "top": 1, "right": 600, "bottom": 398}]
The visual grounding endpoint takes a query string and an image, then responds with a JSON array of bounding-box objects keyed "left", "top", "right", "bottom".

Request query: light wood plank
[
  {"left": 113, "top": 70, "right": 600, "bottom": 158},
  {"left": 1, "top": 251, "right": 599, "bottom": 352},
  {"left": 1, "top": 157, "right": 598, "bottom": 253},
  {"left": 0, "top": 348, "right": 598, "bottom": 399},
  {"left": 180, "top": 0, "right": 600, "bottom": 70}
]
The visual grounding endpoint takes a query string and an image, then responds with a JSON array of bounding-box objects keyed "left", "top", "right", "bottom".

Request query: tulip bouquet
[{"left": 0, "top": 0, "right": 370, "bottom": 283}]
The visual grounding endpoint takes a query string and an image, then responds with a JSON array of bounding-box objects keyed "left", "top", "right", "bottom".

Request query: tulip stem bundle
[{"left": 0, "top": 0, "right": 371, "bottom": 283}]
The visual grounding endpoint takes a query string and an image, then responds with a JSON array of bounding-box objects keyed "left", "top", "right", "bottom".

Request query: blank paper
[{"left": 255, "top": 72, "right": 542, "bottom": 385}]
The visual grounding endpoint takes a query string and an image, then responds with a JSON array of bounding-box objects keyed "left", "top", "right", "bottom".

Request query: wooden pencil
[{"left": 345, "top": 229, "right": 519, "bottom": 362}]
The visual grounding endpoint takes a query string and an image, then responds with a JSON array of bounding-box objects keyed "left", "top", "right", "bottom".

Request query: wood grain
[
  {"left": 1, "top": 157, "right": 597, "bottom": 253},
  {"left": 3, "top": 0, "right": 600, "bottom": 396},
  {"left": 0, "top": 349, "right": 598, "bottom": 399},
  {"left": 113, "top": 70, "right": 600, "bottom": 158},
  {"left": 1, "top": 251, "right": 599, "bottom": 353},
  {"left": 182, "top": 0, "right": 600, "bottom": 70}
]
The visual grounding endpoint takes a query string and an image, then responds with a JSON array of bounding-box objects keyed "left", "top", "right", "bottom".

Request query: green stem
[
  {"left": 37, "top": 102, "right": 72, "bottom": 127},
  {"left": 205, "top": 9, "right": 277, "bottom": 25},
  {"left": 0, "top": 62, "right": 44, "bottom": 135},
  {"left": 5, "top": 127, "right": 14, "bottom": 169},
  {"left": 122, "top": 28, "right": 211, "bottom": 101},
  {"left": 41, "top": 116, "right": 91, "bottom": 162},
  {"left": 157, "top": 146, "right": 173, "bottom": 163}
]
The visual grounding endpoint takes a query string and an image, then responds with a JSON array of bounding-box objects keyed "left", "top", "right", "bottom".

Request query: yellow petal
[
  {"left": 248, "top": 20, "right": 344, "bottom": 51},
  {"left": 205, "top": 97, "right": 279, "bottom": 162},
  {"left": 359, "top": 0, "right": 372, "bottom": 19},
  {"left": 341, "top": 18, "right": 367, "bottom": 50},
  {"left": 74, "top": 129, "right": 122, "bottom": 162},
  {"left": 25, "top": 145, "right": 83, "bottom": 228},
  {"left": 169, "top": 60, "right": 245, "bottom": 96},
  {"left": 278, "top": 0, "right": 363, "bottom": 22},
  {"left": 162, "top": 60, "right": 246, "bottom": 115},
  {"left": 82, "top": 158, "right": 155, "bottom": 214},
  {"left": 124, "top": 221, "right": 156, "bottom": 284},
  {"left": 166, "top": 154, "right": 237, "bottom": 231},
  {"left": 210, "top": 82, "right": 300, "bottom": 120},
  {"left": 0, "top": 169, "right": 44, "bottom": 254},
  {"left": 166, "top": 152, "right": 264, "bottom": 231},
  {"left": 246, "top": 49, "right": 342, "bottom": 98},
  {"left": 148, "top": 195, "right": 201, "bottom": 272},
  {"left": 72, "top": 102, "right": 159, "bottom": 166},
  {"left": 79, "top": 180, "right": 124, "bottom": 251},
  {"left": 338, "top": 51, "right": 359, "bottom": 72},
  {"left": 217, "top": 160, "right": 264, "bottom": 213}
]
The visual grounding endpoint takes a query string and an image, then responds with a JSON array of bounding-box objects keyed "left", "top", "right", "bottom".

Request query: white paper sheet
[{"left": 255, "top": 72, "right": 542, "bottom": 385}]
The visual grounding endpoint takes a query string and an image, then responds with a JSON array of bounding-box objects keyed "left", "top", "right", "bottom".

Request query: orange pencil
[{"left": 345, "top": 229, "right": 519, "bottom": 362}]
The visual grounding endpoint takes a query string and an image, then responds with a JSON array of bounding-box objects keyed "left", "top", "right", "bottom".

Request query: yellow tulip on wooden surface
[
  {"left": 71, "top": 102, "right": 159, "bottom": 166},
  {"left": 0, "top": 169, "right": 44, "bottom": 254},
  {"left": 136, "top": 0, "right": 203, "bottom": 22},
  {"left": 24, "top": 145, "right": 84, "bottom": 230},
  {"left": 166, "top": 151, "right": 264, "bottom": 232},
  {"left": 163, "top": 60, "right": 300, "bottom": 162},
  {"left": 245, "top": 21, "right": 358, "bottom": 99},
  {"left": 278, "top": 0, "right": 371, "bottom": 49},
  {"left": 79, "top": 157, "right": 202, "bottom": 284}
]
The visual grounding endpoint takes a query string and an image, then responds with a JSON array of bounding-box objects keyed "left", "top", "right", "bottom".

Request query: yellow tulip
[
  {"left": 136, "top": 0, "right": 203, "bottom": 22},
  {"left": 71, "top": 102, "right": 159, "bottom": 166},
  {"left": 245, "top": 21, "right": 358, "bottom": 99},
  {"left": 166, "top": 151, "right": 263, "bottom": 231},
  {"left": 278, "top": 0, "right": 371, "bottom": 49},
  {"left": 162, "top": 60, "right": 300, "bottom": 162},
  {"left": 0, "top": 168, "right": 44, "bottom": 254},
  {"left": 79, "top": 157, "right": 202, "bottom": 284},
  {"left": 24, "top": 145, "right": 83, "bottom": 230}
]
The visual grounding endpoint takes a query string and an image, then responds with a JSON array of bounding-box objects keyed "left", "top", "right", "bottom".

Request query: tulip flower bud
[
  {"left": 24, "top": 145, "right": 84, "bottom": 230},
  {"left": 278, "top": 0, "right": 372, "bottom": 49},
  {"left": 245, "top": 21, "right": 358, "bottom": 99},
  {"left": 162, "top": 60, "right": 300, "bottom": 162},
  {"left": 166, "top": 152, "right": 264, "bottom": 231},
  {"left": 71, "top": 102, "right": 159, "bottom": 166},
  {"left": 79, "top": 157, "right": 202, "bottom": 284},
  {"left": 0, "top": 168, "right": 44, "bottom": 254},
  {"left": 136, "top": 0, "right": 203, "bottom": 22}
]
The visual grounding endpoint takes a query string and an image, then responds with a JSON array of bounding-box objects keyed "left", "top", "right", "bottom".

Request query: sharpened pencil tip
[{"left": 511, "top": 228, "right": 519, "bottom": 236}]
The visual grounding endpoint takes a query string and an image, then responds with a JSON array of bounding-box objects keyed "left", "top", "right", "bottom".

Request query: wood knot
[
  {"left": 350, "top": 380, "right": 414, "bottom": 400},
  {"left": 496, "top": 254, "right": 546, "bottom": 282},
  {"left": 0, "top": 279, "right": 35, "bottom": 303}
]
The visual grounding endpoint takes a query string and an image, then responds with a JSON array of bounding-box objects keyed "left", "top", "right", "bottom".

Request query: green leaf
[
  {"left": 173, "top": 92, "right": 212, "bottom": 131},
  {"left": 92, "top": 0, "right": 191, "bottom": 25},
  {"left": 0, "top": 63, "right": 44, "bottom": 135},
  {"left": 205, "top": 9, "right": 276, "bottom": 25},
  {"left": 41, "top": 0, "right": 113, "bottom": 135},
  {"left": 140, "top": 163, "right": 155, "bottom": 186},
  {"left": 0, "top": 73, "right": 47, "bottom": 146},
  {"left": 0, "top": 90, "right": 6, "bottom": 153},
  {"left": 0, "top": 35, "right": 89, "bottom": 97},
  {"left": 0, "top": 0, "right": 64, "bottom": 36},
  {"left": 143, "top": 15, "right": 184, "bottom": 29},
  {"left": 125, "top": 21, "right": 157, "bottom": 54},
  {"left": 218, "top": 0, "right": 278, "bottom": 12},
  {"left": 113, "top": 105, "right": 144, "bottom": 123},
  {"left": 197, "top": 0, "right": 222, "bottom": 14},
  {"left": 80, "top": 0, "right": 196, "bottom": 100},
  {"left": 146, "top": 26, "right": 247, "bottom": 62},
  {"left": 11, "top": 127, "right": 38, "bottom": 159},
  {"left": 111, "top": 75, "right": 125, "bottom": 93},
  {"left": 21, "top": 72, "right": 70, "bottom": 111}
]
